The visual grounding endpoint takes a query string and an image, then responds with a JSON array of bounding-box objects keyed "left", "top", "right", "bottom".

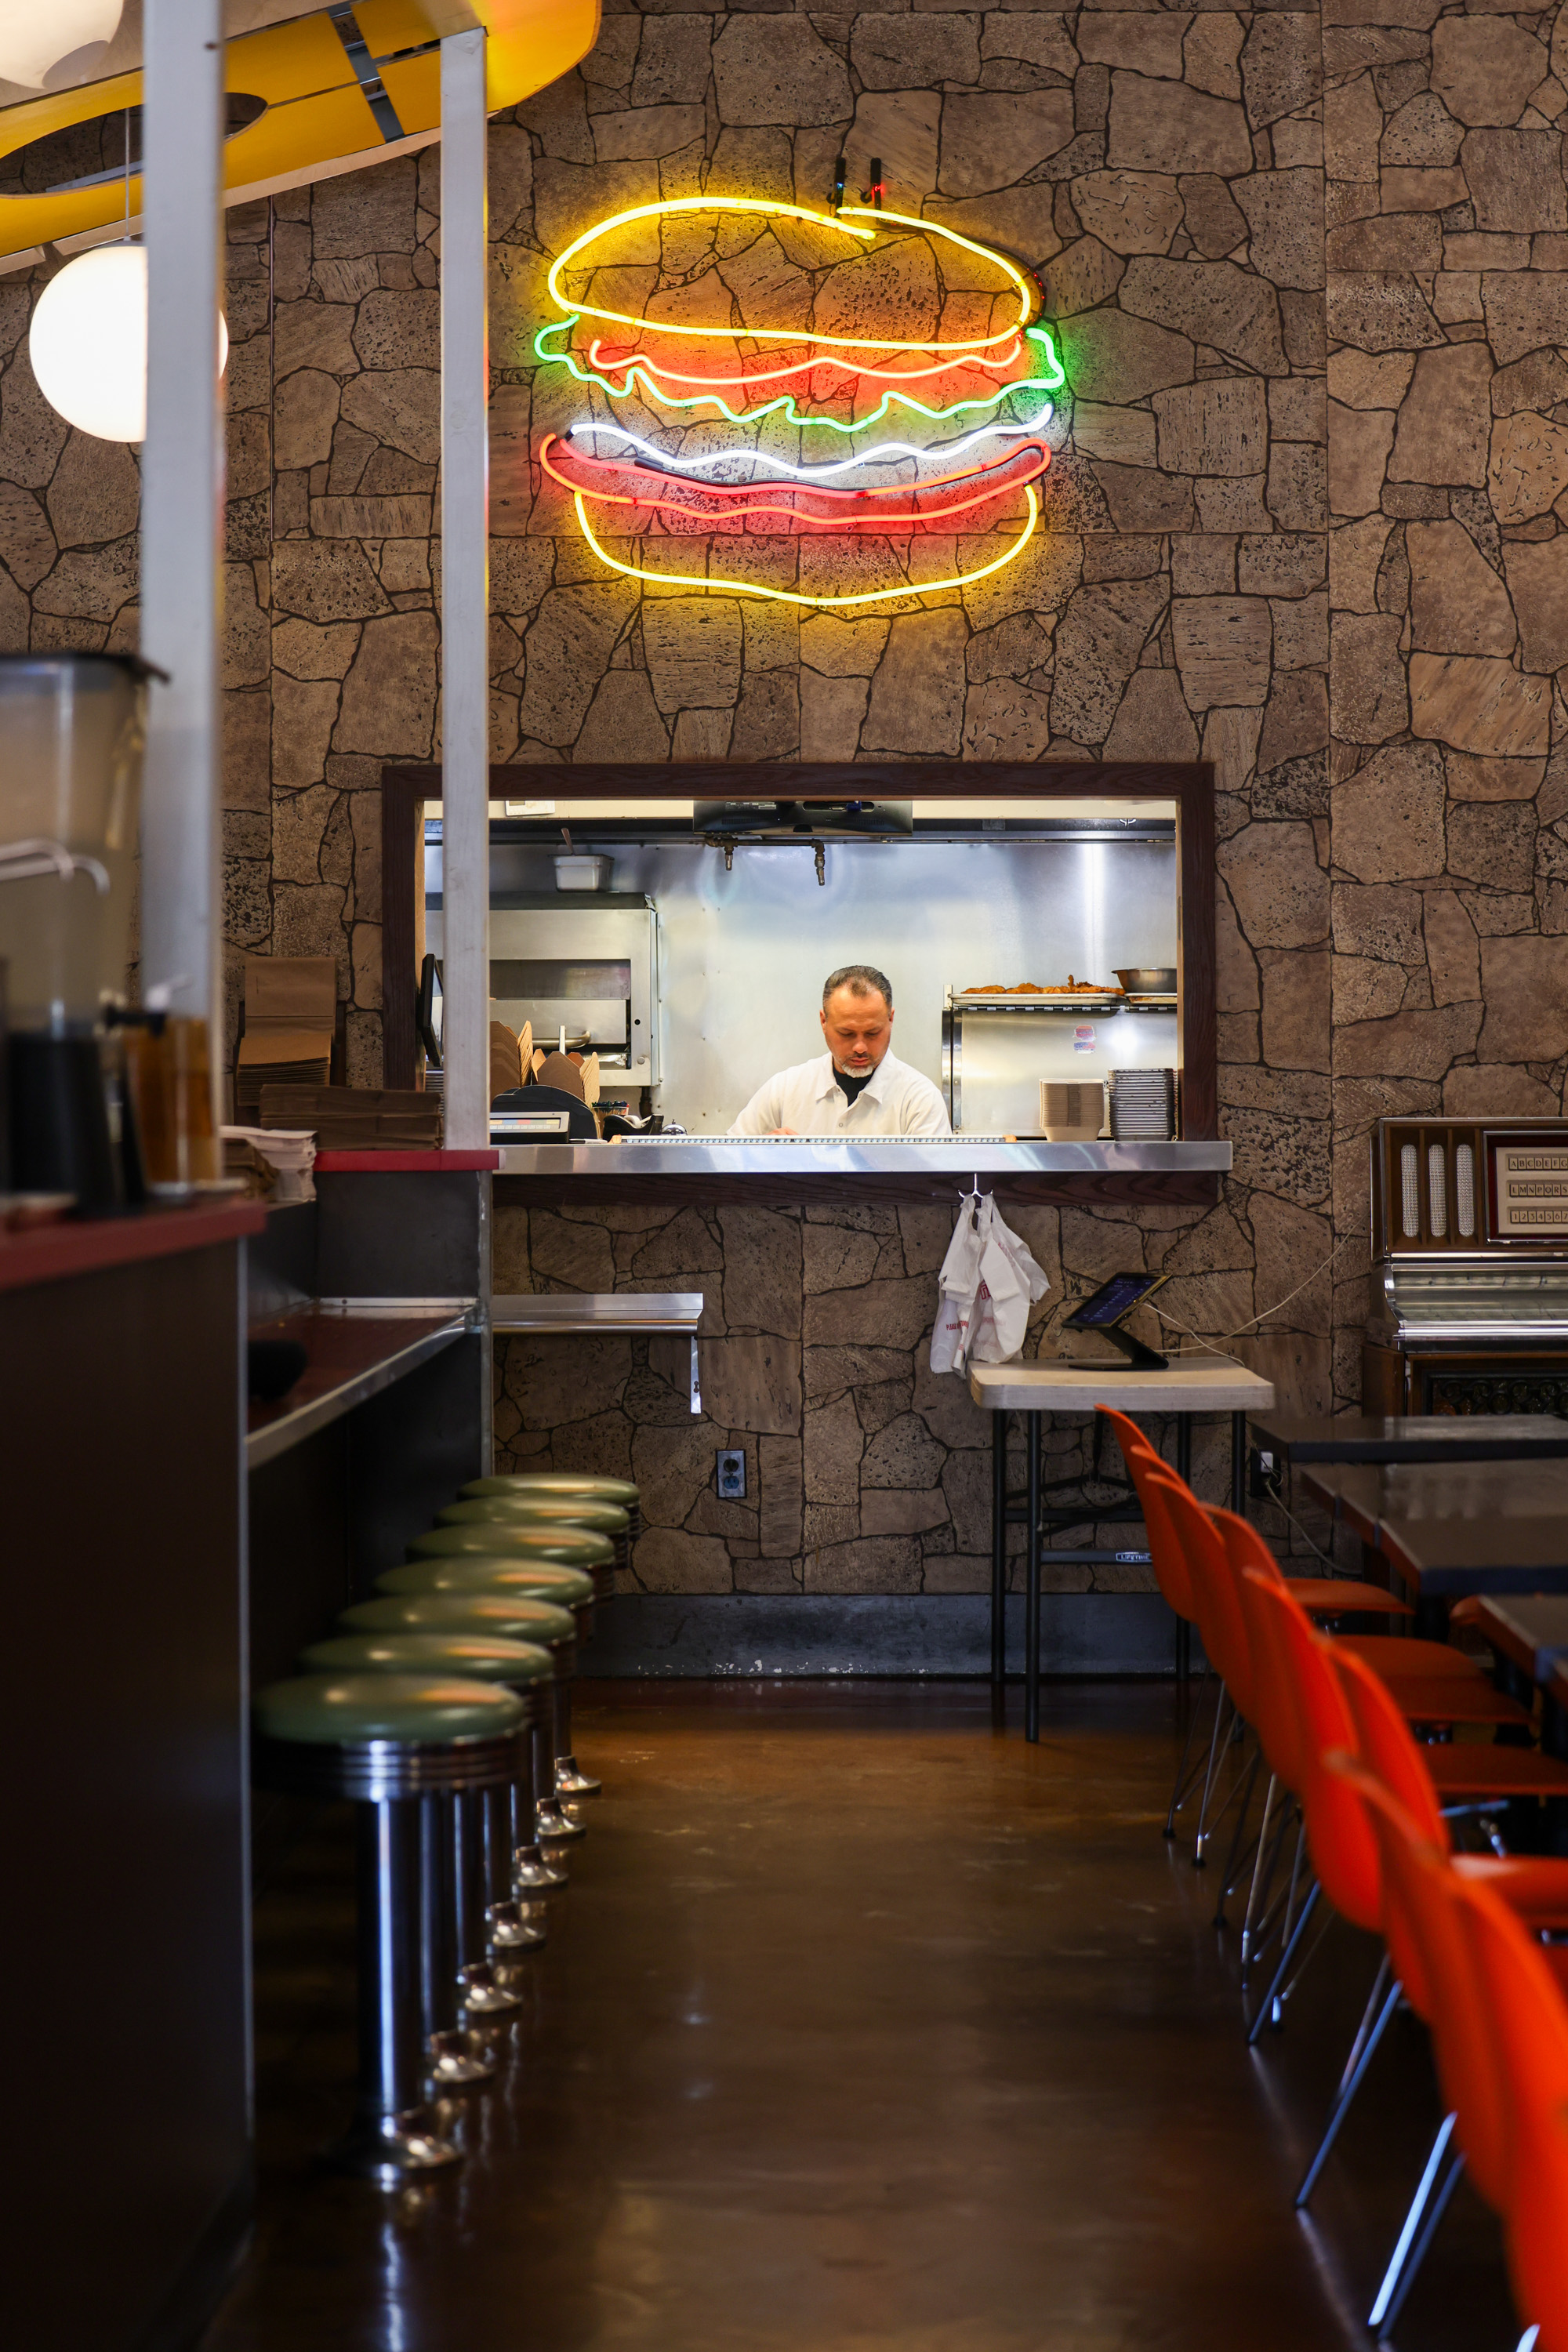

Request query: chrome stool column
[{"left": 252, "top": 1672, "right": 526, "bottom": 2182}]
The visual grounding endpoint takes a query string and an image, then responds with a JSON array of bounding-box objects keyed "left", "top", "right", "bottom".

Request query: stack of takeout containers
[
  {"left": 1109, "top": 1068, "right": 1176, "bottom": 1141},
  {"left": 234, "top": 955, "right": 334, "bottom": 1121}
]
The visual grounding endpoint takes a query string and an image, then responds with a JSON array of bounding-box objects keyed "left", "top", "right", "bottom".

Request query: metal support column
[
  {"left": 140, "top": 0, "right": 224, "bottom": 1093},
  {"left": 439, "top": 27, "right": 490, "bottom": 1153}
]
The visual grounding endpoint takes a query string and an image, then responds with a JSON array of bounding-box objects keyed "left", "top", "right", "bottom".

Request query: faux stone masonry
[{"left": 2, "top": 0, "right": 1568, "bottom": 1592}]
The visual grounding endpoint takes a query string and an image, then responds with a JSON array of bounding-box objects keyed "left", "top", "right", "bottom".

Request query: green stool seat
[
  {"left": 299, "top": 1632, "right": 555, "bottom": 1685},
  {"left": 341, "top": 1592, "right": 577, "bottom": 1647},
  {"left": 441, "top": 1495, "right": 627, "bottom": 1534},
  {"left": 463, "top": 1473, "right": 637, "bottom": 1506},
  {"left": 409, "top": 1523, "right": 613, "bottom": 1573},
  {"left": 254, "top": 1671, "right": 524, "bottom": 1745},
  {"left": 378, "top": 1560, "right": 595, "bottom": 1609}
]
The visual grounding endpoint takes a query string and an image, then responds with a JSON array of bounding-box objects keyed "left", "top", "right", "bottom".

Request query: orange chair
[
  {"left": 1460, "top": 1876, "right": 1568, "bottom": 2352},
  {"left": 1338, "top": 1767, "right": 1512, "bottom": 2337},
  {"left": 1092, "top": 1408, "right": 1221, "bottom": 1841},
  {"left": 1295, "top": 1646, "right": 1568, "bottom": 2212}
]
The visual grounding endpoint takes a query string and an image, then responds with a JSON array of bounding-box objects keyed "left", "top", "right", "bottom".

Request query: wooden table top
[
  {"left": 1470, "top": 1595, "right": 1568, "bottom": 1683},
  {"left": 1299, "top": 1459, "right": 1568, "bottom": 1545},
  {"left": 968, "top": 1355, "right": 1273, "bottom": 1414},
  {"left": 1249, "top": 1411, "right": 1568, "bottom": 1465}
]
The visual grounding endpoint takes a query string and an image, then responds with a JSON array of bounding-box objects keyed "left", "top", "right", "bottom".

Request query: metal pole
[
  {"left": 1025, "top": 1412, "right": 1042, "bottom": 1743},
  {"left": 140, "top": 0, "right": 224, "bottom": 1098},
  {"left": 990, "top": 1410, "right": 1007, "bottom": 1691},
  {"left": 439, "top": 27, "right": 490, "bottom": 1150}
]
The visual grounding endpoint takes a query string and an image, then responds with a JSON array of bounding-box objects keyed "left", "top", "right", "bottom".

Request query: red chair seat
[
  {"left": 1286, "top": 1576, "right": 1415, "bottom": 1618},
  {"left": 1454, "top": 1852, "right": 1568, "bottom": 1929},
  {"left": 1338, "top": 1633, "right": 1485, "bottom": 1680}
]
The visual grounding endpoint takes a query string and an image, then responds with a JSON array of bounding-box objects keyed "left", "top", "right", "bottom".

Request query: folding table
[{"left": 968, "top": 1356, "right": 1275, "bottom": 1740}]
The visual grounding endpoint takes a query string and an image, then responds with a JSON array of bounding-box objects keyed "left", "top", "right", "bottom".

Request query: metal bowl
[{"left": 1114, "top": 966, "right": 1177, "bottom": 994}]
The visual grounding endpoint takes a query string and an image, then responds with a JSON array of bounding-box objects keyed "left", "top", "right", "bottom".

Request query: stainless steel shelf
[
  {"left": 247, "top": 1303, "right": 477, "bottom": 1469},
  {"left": 947, "top": 993, "right": 1176, "bottom": 1016},
  {"left": 495, "top": 1140, "right": 1229, "bottom": 1177},
  {"left": 492, "top": 1290, "right": 702, "bottom": 1334}
]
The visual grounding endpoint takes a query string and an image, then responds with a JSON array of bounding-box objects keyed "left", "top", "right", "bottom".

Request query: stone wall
[{"left": 2, "top": 0, "right": 1567, "bottom": 1595}]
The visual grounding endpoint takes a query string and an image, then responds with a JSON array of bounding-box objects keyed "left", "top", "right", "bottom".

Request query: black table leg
[
  {"left": 1231, "top": 1410, "right": 1246, "bottom": 1515},
  {"left": 1025, "top": 1411, "right": 1043, "bottom": 1744},
  {"left": 991, "top": 1409, "right": 1007, "bottom": 1693}
]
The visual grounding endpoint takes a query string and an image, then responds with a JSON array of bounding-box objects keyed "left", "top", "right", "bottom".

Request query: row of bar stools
[
  {"left": 406, "top": 1520, "right": 615, "bottom": 1808},
  {"left": 252, "top": 1671, "right": 528, "bottom": 2182}
]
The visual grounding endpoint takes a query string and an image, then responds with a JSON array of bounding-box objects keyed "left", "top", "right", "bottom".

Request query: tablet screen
[{"left": 1063, "top": 1271, "right": 1167, "bottom": 1330}]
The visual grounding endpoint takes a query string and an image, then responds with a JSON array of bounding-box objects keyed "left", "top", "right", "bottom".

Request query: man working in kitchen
[{"left": 730, "top": 964, "right": 951, "bottom": 1137}]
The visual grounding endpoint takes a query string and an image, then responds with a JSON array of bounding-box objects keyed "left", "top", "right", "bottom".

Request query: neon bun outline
[{"left": 539, "top": 194, "right": 1063, "bottom": 608}]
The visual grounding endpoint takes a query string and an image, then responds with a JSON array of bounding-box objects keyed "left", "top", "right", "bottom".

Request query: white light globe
[
  {"left": 29, "top": 245, "right": 228, "bottom": 444},
  {"left": 0, "top": 0, "right": 122, "bottom": 92}
]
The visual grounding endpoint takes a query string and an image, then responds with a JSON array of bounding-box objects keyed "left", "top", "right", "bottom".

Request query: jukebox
[{"left": 1364, "top": 1117, "right": 1568, "bottom": 1417}]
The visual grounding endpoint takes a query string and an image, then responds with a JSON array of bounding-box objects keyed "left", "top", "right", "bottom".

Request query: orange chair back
[
  {"left": 1353, "top": 1768, "right": 1509, "bottom": 2210},
  {"left": 1095, "top": 1406, "right": 1197, "bottom": 1624},
  {"left": 1460, "top": 1872, "right": 1568, "bottom": 2323},
  {"left": 1236, "top": 1571, "right": 1381, "bottom": 1933},
  {"left": 1146, "top": 1471, "right": 1255, "bottom": 1716},
  {"left": 1325, "top": 1642, "right": 1452, "bottom": 1854}
]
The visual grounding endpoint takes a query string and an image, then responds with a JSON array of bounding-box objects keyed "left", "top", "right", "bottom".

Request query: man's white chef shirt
[{"left": 729, "top": 1051, "right": 951, "bottom": 1137}]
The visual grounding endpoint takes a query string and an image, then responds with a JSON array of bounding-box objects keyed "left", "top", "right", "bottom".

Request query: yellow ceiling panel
[{"left": 0, "top": 0, "right": 601, "bottom": 262}]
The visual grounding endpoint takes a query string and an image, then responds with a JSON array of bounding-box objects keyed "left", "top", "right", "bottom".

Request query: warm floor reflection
[{"left": 202, "top": 1681, "right": 1516, "bottom": 2352}]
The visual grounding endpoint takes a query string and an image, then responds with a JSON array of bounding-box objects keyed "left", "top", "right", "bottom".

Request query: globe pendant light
[
  {"left": 28, "top": 243, "right": 228, "bottom": 444},
  {"left": 0, "top": 1, "right": 123, "bottom": 93}
]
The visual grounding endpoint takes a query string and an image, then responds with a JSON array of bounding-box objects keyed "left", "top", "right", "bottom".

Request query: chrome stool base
[
  {"left": 555, "top": 1754, "right": 601, "bottom": 1798},
  {"left": 428, "top": 2027, "right": 495, "bottom": 2087},
  {"left": 459, "top": 1959, "right": 521, "bottom": 2016},
  {"left": 537, "top": 1797, "right": 586, "bottom": 1843},
  {"left": 514, "top": 1842, "right": 568, "bottom": 1889},
  {"left": 325, "top": 2107, "right": 460, "bottom": 2183},
  {"left": 487, "top": 1897, "right": 546, "bottom": 1951}
]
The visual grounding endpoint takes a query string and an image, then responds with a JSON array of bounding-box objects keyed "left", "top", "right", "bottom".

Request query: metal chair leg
[
  {"left": 1371, "top": 2119, "right": 1465, "bottom": 2339},
  {"left": 419, "top": 1792, "right": 493, "bottom": 2087},
  {"left": 452, "top": 1789, "right": 519, "bottom": 2017},
  {"left": 1247, "top": 1878, "right": 1320, "bottom": 2045},
  {"left": 1192, "top": 1688, "right": 1235, "bottom": 1865},
  {"left": 1212, "top": 1749, "right": 1261, "bottom": 1928},
  {"left": 1239, "top": 1776, "right": 1280, "bottom": 1974},
  {"left": 1164, "top": 1660, "right": 1214, "bottom": 1838},
  {"left": 1295, "top": 1960, "right": 1400, "bottom": 2207}
]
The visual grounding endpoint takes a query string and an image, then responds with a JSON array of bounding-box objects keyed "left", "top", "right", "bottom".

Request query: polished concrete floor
[{"left": 201, "top": 1682, "right": 1518, "bottom": 2351}]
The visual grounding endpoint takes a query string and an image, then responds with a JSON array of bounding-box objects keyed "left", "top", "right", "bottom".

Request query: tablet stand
[{"left": 1059, "top": 1320, "right": 1169, "bottom": 1373}]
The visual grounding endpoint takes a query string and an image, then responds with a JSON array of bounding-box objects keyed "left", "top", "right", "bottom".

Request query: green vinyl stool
[
  {"left": 439, "top": 1494, "right": 631, "bottom": 1572},
  {"left": 252, "top": 1671, "right": 525, "bottom": 2183},
  {"left": 342, "top": 1591, "right": 586, "bottom": 1857},
  {"left": 408, "top": 1519, "right": 615, "bottom": 1603},
  {"left": 299, "top": 1632, "right": 557, "bottom": 2088},
  {"left": 463, "top": 1472, "right": 641, "bottom": 1539},
  {"left": 379, "top": 1557, "right": 600, "bottom": 1802}
]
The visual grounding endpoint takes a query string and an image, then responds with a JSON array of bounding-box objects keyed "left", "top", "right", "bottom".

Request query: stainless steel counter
[{"left": 495, "top": 1138, "right": 1230, "bottom": 1178}]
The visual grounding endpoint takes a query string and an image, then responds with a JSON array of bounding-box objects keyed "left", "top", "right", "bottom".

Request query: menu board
[{"left": 1492, "top": 1140, "right": 1568, "bottom": 1237}]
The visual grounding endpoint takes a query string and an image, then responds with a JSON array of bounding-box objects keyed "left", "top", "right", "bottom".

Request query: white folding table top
[{"left": 968, "top": 1355, "right": 1276, "bottom": 1414}]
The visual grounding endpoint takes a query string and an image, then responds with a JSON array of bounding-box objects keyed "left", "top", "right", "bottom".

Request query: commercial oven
[{"left": 425, "top": 893, "right": 661, "bottom": 1089}]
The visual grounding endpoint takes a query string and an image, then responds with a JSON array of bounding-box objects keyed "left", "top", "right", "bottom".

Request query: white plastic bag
[{"left": 931, "top": 1190, "right": 1051, "bottom": 1374}]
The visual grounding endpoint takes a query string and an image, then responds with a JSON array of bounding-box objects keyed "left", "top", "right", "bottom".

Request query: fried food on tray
[{"left": 960, "top": 976, "right": 1123, "bottom": 996}]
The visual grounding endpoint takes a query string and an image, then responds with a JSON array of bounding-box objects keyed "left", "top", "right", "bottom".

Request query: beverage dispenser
[{"left": 0, "top": 652, "right": 154, "bottom": 1204}]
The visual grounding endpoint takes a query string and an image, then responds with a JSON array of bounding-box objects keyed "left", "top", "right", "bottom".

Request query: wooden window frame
[{"left": 379, "top": 760, "right": 1217, "bottom": 1138}]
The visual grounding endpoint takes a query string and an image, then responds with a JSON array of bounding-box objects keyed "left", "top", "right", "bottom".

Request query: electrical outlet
[
  {"left": 716, "top": 1448, "right": 746, "bottom": 1500},
  {"left": 1249, "top": 1446, "right": 1280, "bottom": 1502}
]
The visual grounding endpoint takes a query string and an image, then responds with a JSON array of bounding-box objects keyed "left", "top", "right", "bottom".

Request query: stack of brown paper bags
[
  {"left": 257, "top": 1084, "right": 442, "bottom": 1149},
  {"left": 236, "top": 956, "right": 335, "bottom": 1121}
]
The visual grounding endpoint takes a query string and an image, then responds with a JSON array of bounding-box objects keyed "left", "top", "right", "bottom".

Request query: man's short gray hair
[{"left": 823, "top": 964, "right": 893, "bottom": 1009}]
